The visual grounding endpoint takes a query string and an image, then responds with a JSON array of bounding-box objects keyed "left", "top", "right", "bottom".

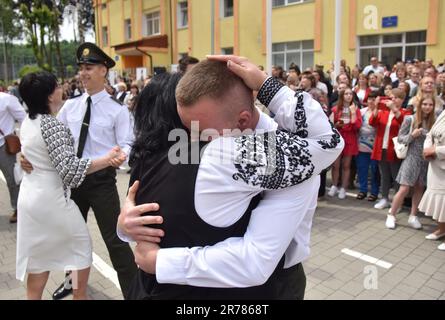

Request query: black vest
[{"left": 128, "top": 142, "right": 285, "bottom": 300}]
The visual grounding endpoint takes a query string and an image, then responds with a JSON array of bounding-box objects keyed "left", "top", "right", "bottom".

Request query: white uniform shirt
[
  {"left": 363, "top": 65, "right": 384, "bottom": 76},
  {"left": 152, "top": 82, "right": 344, "bottom": 287},
  {"left": 57, "top": 89, "right": 132, "bottom": 159},
  {"left": 0, "top": 92, "right": 26, "bottom": 147}
]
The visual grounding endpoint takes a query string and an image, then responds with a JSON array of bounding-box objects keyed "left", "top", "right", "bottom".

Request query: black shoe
[{"left": 52, "top": 281, "right": 73, "bottom": 300}]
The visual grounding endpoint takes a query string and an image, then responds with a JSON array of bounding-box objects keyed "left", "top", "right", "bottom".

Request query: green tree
[{"left": 0, "top": 0, "right": 22, "bottom": 82}]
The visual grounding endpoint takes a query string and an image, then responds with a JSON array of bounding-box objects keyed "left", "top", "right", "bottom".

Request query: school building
[{"left": 94, "top": 0, "right": 445, "bottom": 77}]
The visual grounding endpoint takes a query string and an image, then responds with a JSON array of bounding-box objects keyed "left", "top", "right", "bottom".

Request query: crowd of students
[{"left": 269, "top": 56, "right": 445, "bottom": 251}]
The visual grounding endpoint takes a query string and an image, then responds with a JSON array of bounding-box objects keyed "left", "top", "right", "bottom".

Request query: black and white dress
[
  {"left": 396, "top": 116, "right": 428, "bottom": 186},
  {"left": 16, "top": 114, "right": 92, "bottom": 281}
]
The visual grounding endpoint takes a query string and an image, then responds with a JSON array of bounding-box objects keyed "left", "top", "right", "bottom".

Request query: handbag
[
  {"left": 0, "top": 129, "right": 21, "bottom": 155},
  {"left": 392, "top": 116, "right": 414, "bottom": 160}
]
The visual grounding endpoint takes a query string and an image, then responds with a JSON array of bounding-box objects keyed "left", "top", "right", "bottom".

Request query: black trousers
[
  {"left": 71, "top": 167, "right": 137, "bottom": 299},
  {"left": 273, "top": 263, "right": 306, "bottom": 300}
]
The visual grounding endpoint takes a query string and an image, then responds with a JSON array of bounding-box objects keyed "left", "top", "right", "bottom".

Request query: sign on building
[
  {"left": 382, "top": 16, "right": 398, "bottom": 28},
  {"left": 136, "top": 67, "right": 148, "bottom": 81}
]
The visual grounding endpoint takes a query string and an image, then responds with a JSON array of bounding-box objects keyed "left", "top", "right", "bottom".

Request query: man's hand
[
  {"left": 206, "top": 55, "right": 268, "bottom": 91},
  {"left": 20, "top": 154, "right": 33, "bottom": 174},
  {"left": 423, "top": 145, "right": 436, "bottom": 160},
  {"left": 134, "top": 241, "right": 160, "bottom": 274},
  {"left": 118, "top": 180, "right": 165, "bottom": 242},
  {"left": 108, "top": 147, "right": 127, "bottom": 168}
]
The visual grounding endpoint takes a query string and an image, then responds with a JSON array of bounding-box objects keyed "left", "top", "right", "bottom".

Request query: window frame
[
  {"left": 144, "top": 11, "right": 161, "bottom": 37},
  {"left": 124, "top": 19, "right": 132, "bottom": 41},
  {"left": 272, "top": 40, "right": 314, "bottom": 70},
  {"left": 220, "top": 0, "right": 234, "bottom": 18},
  {"left": 272, "top": 0, "right": 311, "bottom": 8},
  {"left": 177, "top": 1, "right": 188, "bottom": 29},
  {"left": 102, "top": 26, "right": 108, "bottom": 47},
  {"left": 358, "top": 31, "right": 427, "bottom": 67},
  {"left": 221, "top": 47, "right": 234, "bottom": 55}
]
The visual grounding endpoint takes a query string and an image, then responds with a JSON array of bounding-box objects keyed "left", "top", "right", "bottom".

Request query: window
[
  {"left": 272, "top": 40, "right": 314, "bottom": 70},
  {"left": 144, "top": 12, "right": 160, "bottom": 36},
  {"left": 272, "top": 0, "right": 311, "bottom": 8},
  {"left": 358, "top": 31, "right": 426, "bottom": 67},
  {"left": 101, "top": 3, "right": 107, "bottom": 9},
  {"left": 221, "top": 0, "right": 233, "bottom": 18},
  {"left": 177, "top": 1, "right": 188, "bottom": 28},
  {"left": 125, "top": 19, "right": 131, "bottom": 40},
  {"left": 221, "top": 47, "right": 234, "bottom": 55},
  {"left": 102, "top": 26, "right": 108, "bottom": 47}
]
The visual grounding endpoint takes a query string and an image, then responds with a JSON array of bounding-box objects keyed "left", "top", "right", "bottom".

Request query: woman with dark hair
[
  {"left": 129, "top": 72, "right": 184, "bottom": 166},
  {"left": 16, "top": 71, "right": 125, "bottom": 299}
]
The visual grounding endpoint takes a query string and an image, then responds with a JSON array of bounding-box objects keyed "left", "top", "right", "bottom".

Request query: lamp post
[
  {"left": 334, "top": 0, "right": 343, "bottom": 79},
  {"left": 266, "top": 0, "right": 272, "bottom": 75},
  {"left": 0, "top": 19, "right": 8, "bottom": 83}
]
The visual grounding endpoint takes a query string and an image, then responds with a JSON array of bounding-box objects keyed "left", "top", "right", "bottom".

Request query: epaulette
[
  {"left": 69, "top": 93, "right": 82, "bottom": 99},
  {"left": 110, "top": 96, "right": 123, "bottom": 105}
]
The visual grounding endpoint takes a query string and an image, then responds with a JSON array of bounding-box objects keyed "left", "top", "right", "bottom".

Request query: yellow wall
[
  {"left": 272, "top": 2, "right": 314, "bottom": 43},
  {"left": 123, "top": 0, "right": 131, "bottom": 20},
  {"left": 177, "top": 29, "right": 189, "bottom": 55},
  {"left": 190, "top": 0, "right": 212, "bottom": 59},
  {"left": 238, "top": 0, "right": 263, "bottom": 66},
  {"left": 426, "top": 0, "right": 445, "bottom": 62},
  {"left": 142, "top": 0, "right": 161, "bottom": 11},
  {"left": 356, "top": 0, "right": 428, "bottom": 35},
  {"left": 97, "top": 0, "right": 445, "bottom": 73},
  {"left": 219, "top": 17, "right": 234, "bottom": 50}
]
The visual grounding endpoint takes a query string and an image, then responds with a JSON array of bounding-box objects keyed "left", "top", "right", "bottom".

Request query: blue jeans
[{"left": 356, "top": 152, "right": 379, "bottom": 196}]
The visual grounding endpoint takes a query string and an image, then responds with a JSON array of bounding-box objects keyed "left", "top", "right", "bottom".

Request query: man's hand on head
[
  {"left": 206, "top": 55, "right": 268, "bottom": 91},
  {"left": 118, "top": 180, "right": 165, "bottom": 242}
]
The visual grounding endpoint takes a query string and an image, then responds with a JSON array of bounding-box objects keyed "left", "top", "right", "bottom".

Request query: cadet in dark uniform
[{"left": 51, "top": 43, "right": 137, "bottom": 299}]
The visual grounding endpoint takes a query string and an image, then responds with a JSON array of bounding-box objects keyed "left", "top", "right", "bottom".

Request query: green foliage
[{"left": 18, "top": 65, "right": 43, "bottom": 78}]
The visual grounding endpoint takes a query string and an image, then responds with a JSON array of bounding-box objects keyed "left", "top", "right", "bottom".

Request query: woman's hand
[
  {"left": 423, "top": 145, "right": 436, "bottom": 160},
  {"left": 411, "top": 128, "right": 423, "bottom": 139},
  {"left": 107, "top": 146, "right": 126, "bottom": 167},
  {"left": 20, "top": 154, "right": 33, "bottom": 173}
]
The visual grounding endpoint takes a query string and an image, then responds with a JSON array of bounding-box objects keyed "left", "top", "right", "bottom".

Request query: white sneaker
[
  {"left": 388, "top": 207, "right": 401, "bottom": 214},
  {"left": 328, "top": 185, "right": 338, "bottom": 197},
  {"left": 408, "top": 216, "right": 422, "bottom": 230},
  {"left": 385, "top": 215, "right": 396, "bottom": 229},
  {"left": 338, "top": 188, "right": 346, "bottom": 199},
  {"left": 438, "top": 243, "right": 445, "bottom": 251},
  {"left": 375, "top": 198, "right": 390, "bottom": 210},
  {"left": 425, "top": 232, "right": 445, "bottom": 240}
]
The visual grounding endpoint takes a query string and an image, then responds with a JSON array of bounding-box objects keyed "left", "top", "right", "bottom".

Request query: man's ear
[{"left": 237, "top": 110, "right": 252, "bottom": 131}]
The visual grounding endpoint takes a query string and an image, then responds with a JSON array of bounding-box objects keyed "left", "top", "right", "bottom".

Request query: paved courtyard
[{"left": 0, "top": 169, "right": 444, "bottom": 300}]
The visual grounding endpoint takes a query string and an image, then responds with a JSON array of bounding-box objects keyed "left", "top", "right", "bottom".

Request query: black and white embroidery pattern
[
  {"left": 40, "top": 115, "right": 91, "bottom": 198},
  {"left": 293, "top": 91, "right": 308, "bottom": 138},
  {"left": 317, "top": 123, "right": 342, "bottom": 150},
  {"left": 232, "top": 131, "right": 314, "bottom": 189},
  {"left": 257, "top": 77, "right": 284, "bottom": 107}
]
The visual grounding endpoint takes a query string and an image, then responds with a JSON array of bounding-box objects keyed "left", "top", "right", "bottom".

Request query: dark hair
[
  {"left": 19, "top": 71, "right": 58, "bottom": 120},
  {"left": 129, "top": 72, "right": 184, "bottom": 166},
  {"left": 368, "top": 91, "right": 379, "bottom": 99},
  {"left": 179, "top": 56, "right": 199, "bottom": 73}
]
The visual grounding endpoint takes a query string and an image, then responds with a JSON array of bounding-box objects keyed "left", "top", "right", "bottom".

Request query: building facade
[{"left": 94, "top": 0, "right": 445, "bottom": 76}]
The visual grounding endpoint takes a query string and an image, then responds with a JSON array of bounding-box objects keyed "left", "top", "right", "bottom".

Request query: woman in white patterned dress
[
  {"left": 419, "top": 108, "right": 445, "bottom": 251},
  {"left": 16, "top": 72, "right": 126, "bottom": 299}
]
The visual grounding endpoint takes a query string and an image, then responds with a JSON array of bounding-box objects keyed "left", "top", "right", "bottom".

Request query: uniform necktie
[{"left": 77, "top": 97, "right": 92, "bottom": 158}]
